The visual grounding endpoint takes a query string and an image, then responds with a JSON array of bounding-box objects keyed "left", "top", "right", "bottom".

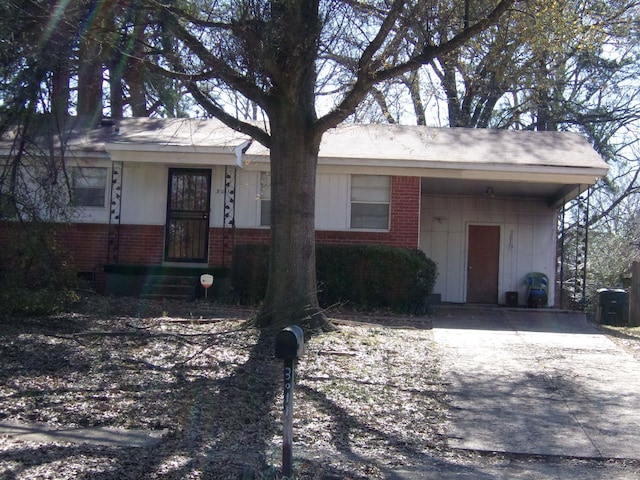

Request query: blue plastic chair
[{"left": 526, "top": 272, "right": 548, "bottom": 308}]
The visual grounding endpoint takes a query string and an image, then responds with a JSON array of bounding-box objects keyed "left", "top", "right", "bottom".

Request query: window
[
  {"left": 70, "top": 167, "right": 107, "bottom": 207},
  {"left": 259, "top": 171, "right": 271, "bottom": 226},
  {"left": 350, "top": 175, "right": 390, "bottom": 229}
]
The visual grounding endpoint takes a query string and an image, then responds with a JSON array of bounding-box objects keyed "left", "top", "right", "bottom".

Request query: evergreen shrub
[
  {"left": 0, "top": 224, "right": 79, "bottom": 315},
  {"left": 316, "top": 244, "right": 437, "bottom": 314},
  {"left": 231, "top": 243, "right": 437, "bottom": 314},
  {"left": 231, "top": 244, "right": 270, "bottom": 304}
]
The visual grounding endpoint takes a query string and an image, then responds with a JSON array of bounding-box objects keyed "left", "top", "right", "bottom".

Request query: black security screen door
[{"left": 165, "top": 168, "right": 211, "bottom": 263}]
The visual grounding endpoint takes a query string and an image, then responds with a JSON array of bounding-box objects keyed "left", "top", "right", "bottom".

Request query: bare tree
[{"left": 138, "top": 0, "right": 516, "bottom": 330}]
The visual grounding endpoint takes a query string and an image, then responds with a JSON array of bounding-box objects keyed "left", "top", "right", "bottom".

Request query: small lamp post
[{"left": 200, "top": 274, "right": 214, "bottom": 299}]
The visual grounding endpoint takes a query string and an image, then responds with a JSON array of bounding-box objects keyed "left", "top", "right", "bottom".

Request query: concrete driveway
[{"left": 431, "top": 307, "right": 640, "bottom": 459}]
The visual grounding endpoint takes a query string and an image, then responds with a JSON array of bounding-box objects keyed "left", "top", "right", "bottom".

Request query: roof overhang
[
  {"left": 3, "top": 118, "right": 608, "bottom": 205},
  {"left": 105, "top": 142, "right": 243, "bottom": 165},
  {"left": 240, "top": 123, "right": 607, "bottom": 204},
  {"left": 419, "top": 177, "right": 592, "bottom": 208}
]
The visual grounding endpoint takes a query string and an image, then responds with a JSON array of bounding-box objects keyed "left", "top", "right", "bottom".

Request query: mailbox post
[{"left": 274, "top": 325, "right": 305, "bottom": 478}]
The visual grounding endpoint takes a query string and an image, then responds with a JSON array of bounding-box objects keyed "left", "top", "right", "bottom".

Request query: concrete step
[{"left": 141, "top": 275, "right": 198, "bottom": 299}]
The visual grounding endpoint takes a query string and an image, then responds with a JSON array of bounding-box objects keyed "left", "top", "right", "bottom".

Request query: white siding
[
  {"left": 114, "top": 165, "right": 264, "bottom": 229},
  {"left": 316, "top": 173, "right": 349, "bottom": 230},
  {"left": 120, "top": 163, "right": 167, "bottom": 224},
  {"left": 56, "top": 159, "right": 111, "bottom": 223},
  {"left": 420, "top": 195, "right": 557, "bottom": 306},
  {"left": 233, "top": 169, "right": 261, "bottom": 227},
  {"left": 210, "top": 165, "right": 227, "bottom": 227},
  {"left": 211, "top": 169, "right": 352, "bottom": 230},
  {"left": 115, "top": 167, "right": 355, "bottom": 230}
]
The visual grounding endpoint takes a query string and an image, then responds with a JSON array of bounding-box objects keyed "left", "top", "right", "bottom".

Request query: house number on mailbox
[{"left": 274, "top": 326, "right": 305, "bottom": 478}]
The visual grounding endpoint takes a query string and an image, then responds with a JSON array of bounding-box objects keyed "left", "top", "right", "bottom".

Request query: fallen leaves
[{"left": 0, "top": 296, "right": 446, "bottom": 479}]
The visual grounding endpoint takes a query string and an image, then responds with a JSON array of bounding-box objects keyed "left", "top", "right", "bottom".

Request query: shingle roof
[
  {"left": 100, "top": 118, "right": 606, "bottom": 171},
  {"left": 1, "top": 117, "right": 608, "bottom": 174},
  {"left": 312, "top": 124, "right": 606, "bottom": 169}
]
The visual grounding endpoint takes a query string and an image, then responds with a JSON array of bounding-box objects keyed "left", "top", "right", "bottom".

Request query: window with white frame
[
  {"left": 350, "top": 175, "right": 390, "bottom": 229},
  {"left": 259, "top": 171, "right": 271, "bottom": 226},
  {"left": 70, "top": 167, "right": 108, "bottom": 207}
]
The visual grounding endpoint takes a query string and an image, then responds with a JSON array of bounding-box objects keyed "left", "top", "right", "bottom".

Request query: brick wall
[
  {"left": 0, "top": 222, "right": 110, "bottom": 274},
  {"left": 54, "top": 224, "right": 165, "bottom": 272},
  {"left": 0, "top": 175, "right": 422, "bottom": 289},
  {"left": 0, "top": 222, "right": 110, "bottom": 289},
  {"left": 58, "top": 224, "right": 110, "bottom": 272},
  {"left": 212, "top": 176, "right": 421, "bottom": 255},
  {"left": 116, "top": 224, "right": 165, "bottom": 264},
  {"left": 389, "top": 176, "right": 421, "bottom": 247},
  {"left": 209, "top": 227, "right": 271, "bottom": 267},
  {"left": 319, "top": 176, "right": 420, "bottom": 248},
  {"left": 0, "top": 222, "right": 165, "bottom": 292}
]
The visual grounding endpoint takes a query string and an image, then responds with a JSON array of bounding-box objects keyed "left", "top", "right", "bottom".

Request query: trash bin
[
  {"left": 596, "top": 288, "right": 629, "bottom": 326},
  {"left": 506, "top": 291, "right": 518, "bottom": 307}
]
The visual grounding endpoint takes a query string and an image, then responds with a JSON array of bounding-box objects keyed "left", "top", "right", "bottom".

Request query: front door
[
  {"left": 165, "top": 168, "right": 211, "bottom": 263},
  {"left": 466, "top": 225, "right": 500, "bottom": 304}
]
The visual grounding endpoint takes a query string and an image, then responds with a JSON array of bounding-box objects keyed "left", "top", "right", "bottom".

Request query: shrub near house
[
  {"left": 232, "top": 244, "right": 437, "bottom": 314},
  {"left": 0, "top": 224, "right": 79, "bottom": 315}
]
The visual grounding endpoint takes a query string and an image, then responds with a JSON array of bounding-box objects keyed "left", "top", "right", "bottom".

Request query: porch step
[
  {"left": 140, "top": 275, "right": 198, "bottom": 300},
  {"left": 104, "top": 265, "right": 229, "bottom": 299}
]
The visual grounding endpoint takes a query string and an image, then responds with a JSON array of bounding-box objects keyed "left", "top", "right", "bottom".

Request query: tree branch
[
  {"left": 357, "top": 0, "right": 405, "bottom": 75},
  {"left": 156, "top": 8, "right": 272, "bottom": 109},
  {"left": 317, "top": 0, "right": 517, "bottom": 132},
  {"left": 185, "top": 83, "right": 272, "bottom": 148}
]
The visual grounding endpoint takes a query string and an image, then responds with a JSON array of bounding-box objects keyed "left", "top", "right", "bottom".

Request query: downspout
[{"left": 235, "top": 140, "right": 252, "bottom": 168}]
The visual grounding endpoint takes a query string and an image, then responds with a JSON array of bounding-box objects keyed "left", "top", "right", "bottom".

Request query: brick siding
[{"left": 0, "top": 175, "right": 421, "bottom": 291}]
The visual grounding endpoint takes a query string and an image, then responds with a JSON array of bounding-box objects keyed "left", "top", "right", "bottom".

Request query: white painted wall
[
  {"left": 228, "top": 168, "right": 260, "bottom": 227},
  {"left": 209, "top": 169, "right": 351, "bottom": 230},
  {"left": 67, "top": 161, "right": 166, "bottom": 225},
  {"left": 420, "top": 195, "right": 558, "bottom": 306},
  {"left": 70, "top": 161, "right": 560, "bottom": 306},
  {"left": 316, "top": 173, "right": 349, "bottom": 230},
  {"left": 63, "top": 158, "right": 112, "bottom": 224},
  {"left": 112, "top": 164, "right": 353, "bottom": 231},
  {"left": 120, "top": 163, "right": 167, "bottom": 224}
]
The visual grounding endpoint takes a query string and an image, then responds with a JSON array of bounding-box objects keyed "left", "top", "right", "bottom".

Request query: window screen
[
  {"left": 259, "top": 171, "right": 271, "bottom": 226},
  {"left": 350, "top": 175, "right": 390, "bottom": 229},
  {"left": 71, "top": 167, "right": 107, "bottom": 207}
]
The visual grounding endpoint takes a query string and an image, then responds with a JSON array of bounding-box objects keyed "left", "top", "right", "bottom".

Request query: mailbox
[{"left": 275, "top": 325, "right": 305, "bottom": 360}]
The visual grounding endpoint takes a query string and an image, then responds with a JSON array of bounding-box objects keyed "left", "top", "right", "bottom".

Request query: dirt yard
[{"left": 1, "top": 296, "right": 640, "bottom": 479}]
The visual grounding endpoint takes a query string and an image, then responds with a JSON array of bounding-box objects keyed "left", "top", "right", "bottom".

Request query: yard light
[{"left": 200, "top": 274, "right": 214, "bottom": 299}]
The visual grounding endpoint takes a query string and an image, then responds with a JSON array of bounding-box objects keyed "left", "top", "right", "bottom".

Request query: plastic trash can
[{"left": 596, "top": 288, "right": 629, "bottom": 326}]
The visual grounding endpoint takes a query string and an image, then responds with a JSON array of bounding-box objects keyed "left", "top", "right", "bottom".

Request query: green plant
[
  {"left": 231, "top": 244, "right": 270, "bottom": 304},
  {"left": 231, "top": 243, "right": 438, "bottom": 314},
  {"left": 316, "top": 245, "right": 437, "bottom": 314},
  {"left": 0, "top": 223, "right": 79, "bottom": 316}
]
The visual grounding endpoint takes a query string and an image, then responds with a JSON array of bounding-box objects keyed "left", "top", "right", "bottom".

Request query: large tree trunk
[
  {"left": 126, "top": 67, "right": 148, "bottom": 117},
  {"left": 251, "top": 0, "right": 333, "bottom": 332},
  {"left": 51, "top": 62, "right": 71, "bottom": 123},
  {"left": 77, "top": 2, "right": 109, "bottom": 124},
  {"left": 77, "top": 36, "right": 103, "bottom": 123},
  {"left": 253, "top": 111, "right": 333, "bottom": 332}
]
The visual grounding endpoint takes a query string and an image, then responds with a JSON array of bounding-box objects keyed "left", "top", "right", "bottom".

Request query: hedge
[{"left": 231, "top": 244, "right": 437, "bottom": 314}]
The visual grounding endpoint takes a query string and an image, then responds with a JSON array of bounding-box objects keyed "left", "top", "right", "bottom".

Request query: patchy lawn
[
  {"left": 3, "top": 296, "right": 640, "bottom": 479},
  {"left": 599, "top": 324, "right": 640, "bottom": 360},
  {"left": 0, "top": 296, "right": 446, "bottom": 479}
]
